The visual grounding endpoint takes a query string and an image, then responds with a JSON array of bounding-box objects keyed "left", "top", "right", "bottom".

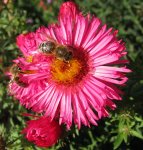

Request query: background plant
[{"left": 0, "top": 0, "right": 143, "bottom": 149}]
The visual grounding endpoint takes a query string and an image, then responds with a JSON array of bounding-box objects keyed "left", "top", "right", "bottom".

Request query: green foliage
[{"left": 0, "top": 0, "right": 143, "bottom": 149}]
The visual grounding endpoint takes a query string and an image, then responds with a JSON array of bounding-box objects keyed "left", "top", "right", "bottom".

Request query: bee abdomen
[
  {"left": 55, "top": 47, "right": 73, "bottom": 61},
  {"left": 15, "top": 76, "right": 28, "bottom": 87},
  {"left": 64, "top": 51, "right": 73, "bottom": 61}
]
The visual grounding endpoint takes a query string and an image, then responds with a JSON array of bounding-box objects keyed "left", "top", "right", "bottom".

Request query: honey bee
[
  {"left": 39, "top": 41, "right": 73, "bottom": 62},
  {"left": 9, "top": 64, "right": 28, "bottom": 87}
]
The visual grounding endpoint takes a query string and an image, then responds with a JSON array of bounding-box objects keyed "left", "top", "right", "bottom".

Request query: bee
[
  {"left": 39, "top": 41, "right": 73, "bottom": 62},
  {"left": 9, "top": 64, "right": 28, "bottom": 87}
]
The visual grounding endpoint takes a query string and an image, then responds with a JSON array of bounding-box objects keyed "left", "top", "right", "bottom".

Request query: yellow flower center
[{"left": 51, "top": 59, "right": 84, "bottom": 85}]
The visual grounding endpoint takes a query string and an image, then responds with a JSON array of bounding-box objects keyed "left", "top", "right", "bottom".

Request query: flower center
[{"left": 51, "top": 58, "right": 85, "bottom": 85}]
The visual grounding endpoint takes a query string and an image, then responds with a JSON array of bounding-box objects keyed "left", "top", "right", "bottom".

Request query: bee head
[
  {"left": 10, "top": 64, "right": 21, "bottom": 74},
  {"left": 39, "top": 41, "right": 55, "bottom": 54}
]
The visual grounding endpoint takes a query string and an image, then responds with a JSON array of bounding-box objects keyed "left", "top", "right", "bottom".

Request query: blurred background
[{"left": 0, "top": 0, "right": 143, "bottom": 149}]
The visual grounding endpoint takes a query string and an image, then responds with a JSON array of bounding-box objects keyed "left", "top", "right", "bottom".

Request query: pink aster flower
[
  {"left": 10, "top": 2, "right": 131, "bottom": 129},
  {"left": 22, "top": 116, "right": 62, "bottom": 148}
]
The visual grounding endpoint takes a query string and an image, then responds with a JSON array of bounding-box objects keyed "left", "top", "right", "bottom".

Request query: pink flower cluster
[{"left": 9, "top": 1, "right": 131, "bottom": 148}]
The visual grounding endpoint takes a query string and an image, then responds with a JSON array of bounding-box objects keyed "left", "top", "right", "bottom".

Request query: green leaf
[
  {"left": 113, "top": 133, "right": 124, "bottom": 149},
  {"left": 134, "top": 116, "right": 143, "bottom": 122},
  {"left": 130, "top": 130, "right": 143, "bottom": 139},
  {"left": 123, "top": 133, "right": 128, "bottom": 143}
]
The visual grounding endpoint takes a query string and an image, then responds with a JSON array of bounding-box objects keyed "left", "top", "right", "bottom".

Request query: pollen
[
  {"left": 26, "top": 55, "right": 33, "bottom": 63},
  {"left": 51, "top": 59, "right": 84, "bottom": 85},
  {"left": 22, "top": 70, "right": 37, "bottom": 74}
]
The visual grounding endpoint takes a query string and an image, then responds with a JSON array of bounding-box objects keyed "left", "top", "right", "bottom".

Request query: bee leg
[
  {"left": 8, "top": 78, "right": 14, "bottom": 94},
  {"left": 9, "top": 77, "right": 14, "bottom": 84}
]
